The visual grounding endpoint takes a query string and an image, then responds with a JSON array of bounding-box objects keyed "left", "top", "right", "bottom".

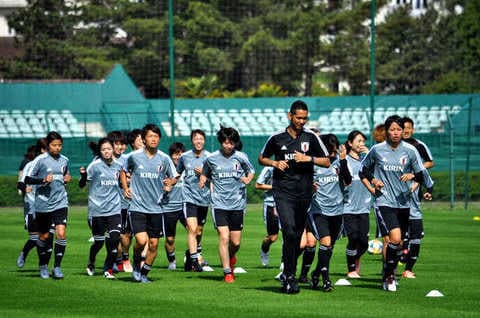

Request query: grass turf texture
[{"left": 1, "top": 202, "right": 479, "bottom": 318}]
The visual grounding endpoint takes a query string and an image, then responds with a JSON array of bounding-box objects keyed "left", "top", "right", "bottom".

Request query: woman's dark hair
[
  {"left": 217, "top": 125, "right": 240, "bottom": 144},
  {"left": 127, "top": 129, "right": 142, "bottom": 147},
  {"left": 35, "top": 138, "right": 48, "bottom": 156},
  {"left": 141, "top": 124, "right": 162, "bottom": 139},
  {"left": 345, "top": 130, "right": 367, "bottom": 153},
  {"left": 320, "top": 133, "right": 339, "bottom": 155},
  {"left": 88, "top": 137, "right": 114, "bottom": 158},
  {"left": 385, "top": 115, "right": 404, "bottom": 131},
  {"left": 190, "top": 129, "right": 206, "bottom": 141},
  {"left": 46, "top": 131, "right": 63, "bottom": 145},
  {"left": 107, "top": 130, "right": 127, "bottom": 144},
  {"left": 169, "top": 142, "right": 186, "bottom": 156}
]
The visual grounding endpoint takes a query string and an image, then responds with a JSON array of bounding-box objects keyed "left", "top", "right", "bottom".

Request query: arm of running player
[
  {"left": 338, "top": 144, "right": 352, "bottom": 185},
  {"left": 199, "top": 160, "right": 211, "bottom": 189},
  {"left": 25, "top": 174, "right": 53, "bottom": 185},
  {"left": 258, "top": 154, "right": 289, "bottom": 171},
  {"left": 255, "top": 183, "right": 272, "bottom": 190},
  {"left": 240, "top": 172, "right": 255, "bottom": 185},
  {"left": 78, "top": 166, "right": 87, "bottom": 188},
  {"left": 119, "top": 170, "right": 132, "bottom": 199},
  {"left": 293, "top": 151, "right": 330, "bottom": 168}
]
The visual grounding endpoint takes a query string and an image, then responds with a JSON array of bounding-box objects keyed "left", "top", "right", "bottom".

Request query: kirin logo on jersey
[
  {"left": 399, "top": 155, "right": 408, "bottom": 166},
  {"left": 301, "top": 142, "right": 310, "bottom": 152}
]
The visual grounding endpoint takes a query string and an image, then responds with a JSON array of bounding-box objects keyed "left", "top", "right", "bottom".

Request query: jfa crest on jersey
[
  {"left": 301, "top": 142, "right": 310, "bottom": 152},
  {"left": 399, "top": 155, "right": 408, "bottom": 166}
]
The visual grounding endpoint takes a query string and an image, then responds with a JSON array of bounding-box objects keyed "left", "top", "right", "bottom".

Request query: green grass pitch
[{"left": 0, "top": 202, "right": 479, "bottom": 318}]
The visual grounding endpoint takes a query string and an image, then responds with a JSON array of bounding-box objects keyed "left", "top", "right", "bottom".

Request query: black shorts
[
  {"left": 184, "top": 203, "right": 208, "bottom": 226},
  {"left": 25, "top": 214, "right": 38, "bottom": 232},
  {"left": 162, "top": 210, "right": 187, "bottom": 237},
  {"left": 212, "top": 208, "right": 244, "bottom": 231},
  {"left": 121, "top": 208, "right": 131, "bottom": 234},
  {"left": 375, "top": 206, "right": 410, "bottom": 238},
  {"left": 407, "top": 218, "right": 424, "bottom": 240},
  {"left": 36, "top": 207, "right": 68, "bottom": 233},
  {"left": 129, "top": 211, "right": 164, "bottom": 238},
  {"left": 309, "top": 213, "right": 343, "bottom": 242},
  {"left": 343, "top": 213, "right": 369, "bottom": 237},
  {"left": 91, "top": 214, "right": 122, "bottom": 238},
  {"left": 263, "top": 204, "right": 280, "bottom": 236}
]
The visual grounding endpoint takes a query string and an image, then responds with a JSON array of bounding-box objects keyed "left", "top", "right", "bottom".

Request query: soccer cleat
[
  {"left": 281, "top": 275, "right": 300, "bottom": 294},
  {"left": 122, "top": 260, "right": 133, "bottom": 273},
  {"left": 86, "top": 263, "right": 95, "bottom": 276},
  {"left": 347, "top": 271, "right": 361, "bottom": 279},
  {"left": 260, "top": 250, "right": 269, "bottom": 266},
  {"left": 191, "top": 259, "right": 203, "bottom": 272},
  {"left": 132, "top": 266, "right": 141, "bottom": 282},
  {"left": 323, "top": 280, "right": 334, "bottom": 292},
  {"left": 140, "top": 275, "right": 152, "bottom": 284},
  {"left": 224, "top": 273, "right": 235, "bottom": 283},
  {"left": 52, "top": 267, "right": 64, "bottom": 279},
  {"left": 402, "top": 270, "right": 416, "bottom": 279},
  {"left": 274, "top": 271, "right": 283, "bottom": 280},
  {"left": 383, "top": 275, "right": 397, "bottom": 292},
  {"left": 310, "top": 271, "right": 320, "bottom": 290},
  {"left": 104, "top": 270, "right": 116, "bottom": 279},
  {"left": 168, "top": 261, "right": 176, "bottom": 271},
  {"left": 39, "top": 265, "right": 50, "bottom": 279},
  {"left": 17, "top": 252, "right": 25, "bottom": 268},
  {"left": 298, "top": 272, "right": 309, "bottom": 284},
  {"left": 116, "top": 262, "right": 124, "bottom": 272}
]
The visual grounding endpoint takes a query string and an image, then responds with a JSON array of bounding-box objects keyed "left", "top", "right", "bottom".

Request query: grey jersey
[
  {"left": 125, "top": 149, "right": 177, "bottom": 214},
  {"left": 310, "top": 156, "right": 344, "bottom": 216},
  {"left": 116, "top": 153, "right": 130, "bottom": 210},
  {"left": 177, "top": 150, "right": 211, "bottom": 206},
  {"left": 256, "top": 167, "right": 275, "bottom": 207},
  {"left": 343, "top": 154, "right": 371, "bottom": 215},
  {"left": 86, "top": 158, "right": 122, "bottom": 217},
  {"left": 162, "top": 174, "right": 184, "bottom": 213},
  {"left": 20, "top": 160, "right": 36, "bottom": 217},
  {"left": 202, "top": 150, "right": 255, "bottom": 211},
  {"left": 27, "top": 152, "right": 69, "bottom": 213},
  {"left": 360, "top": 141, "right": 433, "bottom": 209}
]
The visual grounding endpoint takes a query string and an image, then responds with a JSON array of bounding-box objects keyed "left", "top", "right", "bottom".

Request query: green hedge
[{"left": 1, "top": 172, "right": 478, "bottom": 207}]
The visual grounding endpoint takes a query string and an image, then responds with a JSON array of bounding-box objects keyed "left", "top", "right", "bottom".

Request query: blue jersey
[
  {"left": 125, "top": 149, "right": 177, "bottom": 214},
  {"left": 177, "top": 150, "right": 211, "bottom": 207},
  {"left": 360, "top": 141, "right": 433, "bottom": 209},
  {"left": 27, "top": 152, "right": 69, "bottom": 213},
  {"left": 343, "top": 154, "right": 371, "bottom": 215},
  {"left": 256, "top": 167, "right": 275, "bottom": 207},
  {"left": 86, "top": 158, "right": 122, "bottom": 217},
  {"left": 309, "top": 156, "right": 344, "bottom": 216},
  {"left": 202, "top": 150, "right": 255, "bottom": 211}
]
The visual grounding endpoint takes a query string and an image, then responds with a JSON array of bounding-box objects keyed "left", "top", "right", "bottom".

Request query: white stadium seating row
[{"left": 0, "top": 109, "right": 85, "bottom": 138}]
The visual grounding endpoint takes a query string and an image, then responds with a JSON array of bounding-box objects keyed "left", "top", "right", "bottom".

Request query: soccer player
[
  {"left": 199, "top": 126, "right": 255, "bottom": 283},
  {"left": 256, "top": 166, "right": 279, "bottom": 267},
  {"left": 25, "top": 131, "right": 71, "bottom": 279},
  {"left": 258, "top": 100, "right": 329, "bottom": 294},
  {"left": 176, "top": 129, "right": 211, "bottom": 272},
  {"left": 309, "top": 134, "right": 352, "bottom": 292},
  {"left": 16, "top": 138, "right": 48, "bottom": 268},
  {"left": 343, "top": 130, "right": 371, "bottom": 278},
  {"left": 106, "top": 130, "right": 132, "bottom": 272},
  {"left": 79, "top": 138, "right": 123, "bottom": 279},
  {"left": 120, "top": 124, "right": 176, "bottom": 283},
  {"left": 401, "top": 116, "right": 435, "bottom": 279},
  {"left": 359, "top": 115, "right": 433, "bottom": 292},
  {"left": 162, "top": 142, "right": 187, "bottom": 270}
]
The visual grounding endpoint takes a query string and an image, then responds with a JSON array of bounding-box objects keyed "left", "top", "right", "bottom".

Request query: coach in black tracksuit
[{"left": 258, "top": 100, "right": 329, "bottom": 294}]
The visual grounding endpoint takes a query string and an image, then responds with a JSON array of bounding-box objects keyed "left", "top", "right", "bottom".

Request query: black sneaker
[
  {"left": 310, "top": 271, "right": 320, "bottom": 290},
  {"left": 191, "top": 259, "right": 203, "bottom": 272},
  {"left": 298, "top": 272, "right": 309, "bottom": 284},
  {"left": 323, "top": 280, "right": 334, "bottom": 292},
  {"left": 281, "top": 275, "right": 300, "bottom": 294},
  {"left": 184, "top": 250, "right": 192, "bottom": 272}
]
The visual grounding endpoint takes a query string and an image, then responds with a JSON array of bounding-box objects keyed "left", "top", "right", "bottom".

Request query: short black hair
[
  {"left": 289, "top": 100, "right": 308, "bottom": 115},
  {"left": 402, "top": 116, "right": 414, "bottom": 127},
  {"left": 89, "top": 137, "right": 114, "bottom": 158},
  {"left": 141, "top": 124, "right": 161, "bottom": 140},
  {"left": 46, "top": 131, "right": 63, "bottom": 145},
  {"left": 345, "top": 130, "right": 367, "bottom": 152},
  {"left": 107, "top": 130, "right": 127, "bottom": 144},
  {"left": 217, "top": 126, "right": 240, "bottom": 145},
  {"left": 385, "top": 115, "right": 404, "bottom": 130},
  {"left": 320, "top": 133, "right": 339, "bottom": 154},
  {"left": 127, "top": 129, "right": 142, "bottom": 147},
  {"left": 190, "top": 129, "right": 206, "bottom": 140},
  {"left": 169, "top": 142, "right": 186, "bottom": 156}
]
